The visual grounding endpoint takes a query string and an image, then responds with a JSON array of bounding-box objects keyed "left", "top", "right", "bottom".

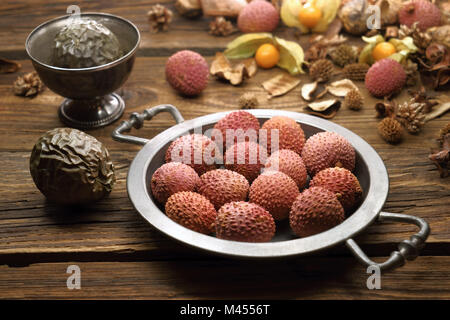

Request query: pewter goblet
[{"left": 25, "top": 13, "right": 140, "bottom": 129}]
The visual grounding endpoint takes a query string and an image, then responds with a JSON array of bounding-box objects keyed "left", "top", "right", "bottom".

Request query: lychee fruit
[
  {"left": 249, "top": 171, "right": 300, "bottom": 221},
  {"left": 151, "top": 162, "right": 201, "bottom": 204},
  {"left": 365, "top": 59, "right": 406, "bottom": 98},
  {"left": 310, "top": 167, "right": 363, "bottom": 212},
  {"left": 290, "top": 187, "right": 345, "bottom": 238},
  {"left": 301, "top": 131, "right": 355, "bottom": 177},
  {"left": 165, "top": 133, "right": 220, "bottom": 175},
  {"left": 216, "top": 201, "right": 275, "bottom": 243},
  {"left": 224, "top": 141, "right": 267, "bottom": 183},
  {"left": 165, "top": 191, "right": 217, "bottom": 234},
  {"left": 261, "top": 116, "right": 306, "bottom": 155},
  {"left": 198, "top": 169, "right": 249, "bottom": 210},
  {"left": 264, "top": 149, "right": 308, "bottom": 189},
  {"left": 398, "top": 0, "right": 441, "bottom": 31},
  {"left": 165, "top": 50, "right": 209, "bottom": 96},
  {"left": 237, "top": 0, "right": 279, "bottom": 33},
  {"left": 212, "top": 111, "right": 260, "bottom": 150}
]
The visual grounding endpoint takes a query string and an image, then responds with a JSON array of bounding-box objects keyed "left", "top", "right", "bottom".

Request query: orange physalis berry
[{"left": 255, "top": 43, "right": 280, "bottom": 69}]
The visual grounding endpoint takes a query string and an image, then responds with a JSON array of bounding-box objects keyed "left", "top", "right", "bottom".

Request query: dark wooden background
[{"left": 0, "top": 0, "right": 449, "bottom": 299}]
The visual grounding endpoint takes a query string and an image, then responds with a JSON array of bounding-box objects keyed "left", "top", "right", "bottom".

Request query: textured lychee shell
[
  {"left": 198, "top": 169, "right": 249, "bottom": 210},
  {"left": 261, "top": 116, "right": 306, "bottom": 155},
  {"left": 165, "top": 50, "right": 209, "bottom": 96},
  {"left": 365, "top": 59, "right": 406, "bottom": 98},
  {"left": 165, "top": 134, "right": 220, "bottom": 175},
  {"left": 290, "top": 187, "right": 345, "bottom": 238},
  {"left": 165, "top": 191, "right": 217, "bottom": 234},
  {"left": 398, "top": 0, "right": 441, "bottom": 31},
  {"left": 249, "top": 171, "right": 300, "bottom": 221},
  {"left": 216, "top": 201, "right": 275, "bottom": 242},
  {"left": 151, "top": 162, "right": 201, "bottom": 204},
  {"left": 224, "top": 141, "right": 267, "bottom": 183},
  {"left": 213, "top": 111, "right": 260, "bottom": 150},
  {"left": 301, "top": 131, "right": 355, "bottom": 177},
  {"left": 237, "top": 0, "right": 279, "bottom": 33},
  {"left": 264, "top": 149, "right": 308, "bottom": 189},
  {"left": 310, "top": 167, "right": 363, "bottom": 212}
]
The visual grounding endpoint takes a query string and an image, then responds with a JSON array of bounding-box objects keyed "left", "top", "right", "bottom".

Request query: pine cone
[
  {"left": 328, "top": 44, "right": 357, "bottom": 68},
  {"left": 147, "top": 4, "right": 173, "bottom": 33},
  {"left": 399, "top": 22, "right": 432, "bottom": 50},
  {"left": 309, "top": 59, "right": 334, "bottom": 83},
  {"left": 396, "top": 100, "right": 426, "bottom": 134},
  {"left": 342, "top": 63, "right": 369, "bottom": 81},
  {"left": 238, "top": 93, "right": 259, "bottom": 109},
  {"left": 209, "top": 17, "right": 236, "bottom": 37},
  {"left": 344, "top": 89, "right": 363, "bottom": 111},
  {"left": 13, "top": 72, "right": 44, "bottom": 97},
  {"left": 438, "top": 123, "right": 450, "bottom": 147},
  {"left": 378, "top": 117, "right": 404, "bottom": 144},
  {"left": 403, "top": 60, "right": 420, "bottom": 87}
]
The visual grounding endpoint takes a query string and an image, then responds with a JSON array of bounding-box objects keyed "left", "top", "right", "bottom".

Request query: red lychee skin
[
  {"left": 261, "top": 116, "right": 306, "bottom": 155},
  {"left": 216, "top": 201, "right": 275, "bottom": 243},
  {"left": 290, "top": 187, "right": 345, "bottom": 238},
  {"left": 365, "top": 59, "right": 406, "bottom": 98},
  {"left": 264, "top": 149, "right": 308, "bottom": 189},
  {"left": 301, "top": 131, "right": 355, "bottom": 177},
  {"left": 237, "top": 0, "right": 280, "bottom": 33},
  {"left": 165, "top": 50, "right": 209, "bottom": 96},
  {"left": 198, "top": 169, "right": 249, "bottom": 210},
  {"left": 165, "top": 191, "right": 217, "bottom": 234},
  {"left": 398, "top": 0, "right": 441, "bottom": 31},
  {"left": 212, "top": 111, "right": 260, "bottom": 150},
  {"left": 249, "top": 171, "right": 300, "bottom": 221},
  {"left": 165, "top": 134, "right": 221, "bottom": 176},
  {"left": 310, "top": 167, "right": 363, "bottom": 212},
  {"left": 151, "top": 162, "right": 201, "bottom": 204},
  {"left": 224, "top": 141, "right": 267, "bottom": 183}
]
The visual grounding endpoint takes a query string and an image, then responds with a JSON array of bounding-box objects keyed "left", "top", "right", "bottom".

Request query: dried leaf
[
  {"left": 303, "top": 101, "right": 341, "bottom": 119},
  {"left": 274, "top": 37, "right": 305, "bottom": 75},
  {"left": 262, "top": 73, "right": 301, "bottom": 98},
  {"left": 326, "top": 79, "right": 358, "bottom": 97},
  {"left": 425, "top": 102, "right": 450, "bottom": 122},
  {"left": 210, "top": 52, "right": 257, "bottom": 85},
  {"left": 308, "top": 99, "right": 340, "bottom": 112},
  {"left": 201, "top": 0, "right": 247, "bottom": 17},
  {"left": 0, "top": 58, "right": 21, "bottom": 73}
]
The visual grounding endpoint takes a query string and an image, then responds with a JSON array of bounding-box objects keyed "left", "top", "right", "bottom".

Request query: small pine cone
[
  {"left": 328, "top": 45, "right": 357, "bottom": 68},
  {"left": 309, "top": 59, "right": 334, "bottom": 83},
  {"left": 378, "top": 117, "right": 404, "bottom": 144},
  {"left": 344, "top": 89, "right": 363, "bottom": 111},
  {"left": 403, "top": 60, "right": 419, "bottom": 87},
  {"left": 438, "top": 123, "right": 450, "bottom": 147},
  {"left": 396, "top": 101, "right": 426, "bottom": 134},
  {"left": 13, "top": 72, "right": 44, "bottom": 97},
  {"left": 342, "top": 63, "right": 369, "bottom": 81},
  {"left": 209, "top": 17, "right": 236, "bottom": 37},
  {"left": 147, "top": 4, "right": 173, "bottom": 33},
  {"left": 238, "top": 93, "right": 259, "bottom": 109}
]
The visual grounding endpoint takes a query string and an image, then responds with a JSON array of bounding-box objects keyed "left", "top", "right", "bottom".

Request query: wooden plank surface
[{"left": 0, "top": 0, "right": 449, "bottom": 299}]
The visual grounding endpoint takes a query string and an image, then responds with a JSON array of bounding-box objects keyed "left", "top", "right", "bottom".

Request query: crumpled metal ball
[
  {"left": 53, "top": 18, "right": 123, "bottom": 68},
  {"left": 29, "top": 128, "right": 116, "bottom": 205}
]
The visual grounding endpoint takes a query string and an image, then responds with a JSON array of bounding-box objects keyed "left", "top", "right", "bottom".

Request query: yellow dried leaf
[{"left": 262, "top": 72, "right": 301, "bottom": 98}]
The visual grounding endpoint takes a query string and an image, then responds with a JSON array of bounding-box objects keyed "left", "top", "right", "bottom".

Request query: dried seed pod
[
  {"left": 438, "top": 123, "right": 450, "bottom": 147},
  {"left": 209, "top": 16, "right": 237, "bottom": 36},
  {"left": 378, "top": 117, "right": 404, "bottom": 144},
  {"left": 175, "top": 0, "right": 202, "bottom": 18},
  {"left": 29, "top": 128, "right": 116, "bottom": 205},
  {"left": 238, "top": 92, "right": 259, "bottom": 109},
  {"left": 147, "top": 4, "right": 173, "bottom": 32},
  {"left": 329, "top": 44, "right": 357, "bottom": 67},
  {"left": 344, "top": 88, "right": 363, "bottom": 111},
  {"left": 342, "top": 63, "right": 369, "bottom": 81},
  {"left": 309, "top": 59, "right": 334, "bottom": 83}
]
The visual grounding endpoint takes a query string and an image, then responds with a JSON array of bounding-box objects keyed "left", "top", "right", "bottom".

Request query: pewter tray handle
[
  {"left": 346, "top": 212, "right": 430, "bottom": 271},
  {"left": 112, "top": 104, "right": 184, "bottom": 145}
]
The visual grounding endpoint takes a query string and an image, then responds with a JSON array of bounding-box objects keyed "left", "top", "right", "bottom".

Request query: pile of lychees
[{"left": 150, "top": 110, "right": 363, "bottom": 243}]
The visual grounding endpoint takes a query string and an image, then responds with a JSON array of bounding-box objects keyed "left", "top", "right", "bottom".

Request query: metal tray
[{"left": 112, "top": 104, "right": 430, "bottom": 271}]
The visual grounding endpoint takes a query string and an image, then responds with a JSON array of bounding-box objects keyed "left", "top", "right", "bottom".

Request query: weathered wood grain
[{"left": 0, "top": 256, "right": 449, "bottom": 299}]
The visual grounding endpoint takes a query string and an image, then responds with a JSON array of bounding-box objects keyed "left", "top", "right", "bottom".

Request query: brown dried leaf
[
  {"left": 425, "top": 102, "right": 450, "bottom": 122},
  {"left": 303, "top": 101, "right": 341, "bottom": 119},
  {"left": 301, "top": 82, "right": 318, "bottom": 101},
  {"left": 0, "top": 58, "right": 21, "bottom": 73},
  {"left": 308, "top": 99, "right": 340, "bottom": 112},
  {"left": 262, "top": 73, "right": 301, "bottom": 99},
  {"left": 210, "top": 53, "right": 257, "bottom": 86},
  {"left": 326, "top": 79, "right": 358, "bottom": 97}
]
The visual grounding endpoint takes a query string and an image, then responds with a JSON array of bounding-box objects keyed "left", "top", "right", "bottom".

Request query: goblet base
[{"left": 58, "top": 93, "right": 125, "bottom": 130}]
